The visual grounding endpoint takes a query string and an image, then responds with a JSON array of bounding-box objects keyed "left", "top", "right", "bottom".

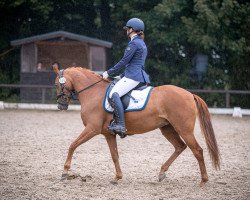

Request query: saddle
[{"left": 106, "top": 78, "right": 148, "bottom": 110}]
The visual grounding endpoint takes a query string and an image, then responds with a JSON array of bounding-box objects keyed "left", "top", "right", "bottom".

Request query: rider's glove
[{"left": 102, "top": 71, "right": 109, "bottom": 79}]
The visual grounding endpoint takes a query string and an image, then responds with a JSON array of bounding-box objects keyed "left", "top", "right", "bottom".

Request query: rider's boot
[{"left": 108, "top": 92, "right": 127, "bottom": 138}]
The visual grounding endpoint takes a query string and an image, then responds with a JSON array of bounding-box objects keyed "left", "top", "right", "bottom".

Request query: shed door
[
  {"left": 89, "top": 46, "right": 106, "bottom": 72},
  {"left": 21, "top": 43, "right": 36, "bottom": 72}
]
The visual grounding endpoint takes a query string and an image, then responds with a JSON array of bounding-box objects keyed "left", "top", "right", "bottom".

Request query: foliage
[{"left": 0, "top": 0, "right": 249, "bottom": 107}]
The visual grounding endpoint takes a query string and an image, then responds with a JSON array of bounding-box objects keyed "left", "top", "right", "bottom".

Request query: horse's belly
[{"left": 125, "top": 112, "right": 168, "bottom": 134}]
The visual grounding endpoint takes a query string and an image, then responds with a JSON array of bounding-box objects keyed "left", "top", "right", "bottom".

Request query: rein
[
  {"left": 57, "top": 69, "right": 103, "bottom": 101},
  {"left": 76, "top": 79, "right": 103, "bottom": 94}
]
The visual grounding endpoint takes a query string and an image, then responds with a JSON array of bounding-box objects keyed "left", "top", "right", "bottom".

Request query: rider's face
[{"left": 126, "top": 27, "right": 133, "bottom": 37}]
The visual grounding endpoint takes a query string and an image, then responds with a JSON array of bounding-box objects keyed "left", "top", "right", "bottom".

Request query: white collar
[{"left": 130, "top": 34, "right": 137, "bottom": 41}]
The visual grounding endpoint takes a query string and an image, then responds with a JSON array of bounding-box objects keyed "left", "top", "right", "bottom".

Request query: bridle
[{"left": 56, "top": 69, "right": 103, "bottom": 102}]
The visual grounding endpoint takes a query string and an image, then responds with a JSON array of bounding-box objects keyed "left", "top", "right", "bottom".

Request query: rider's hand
[{"left": 102, "top": 71, "right": 109, "bottom": 79}]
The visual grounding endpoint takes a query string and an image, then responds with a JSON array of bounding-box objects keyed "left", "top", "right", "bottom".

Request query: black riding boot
[{"left": 108, "top": 92, "right": 127, "bottom": 138}]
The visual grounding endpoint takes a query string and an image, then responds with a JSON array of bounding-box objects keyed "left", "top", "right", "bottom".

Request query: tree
[
  {"left": 0, "top": 0, "right": 106, "bottom": 83},
  {"left": 181, "top": 0, "right": 250, "bottom": 90},
  {"left": 0, "top": 0, "right": 249, "bottom": 106},
  {"left": 110, "top": 0, "right": 249, "bottom": 106}
]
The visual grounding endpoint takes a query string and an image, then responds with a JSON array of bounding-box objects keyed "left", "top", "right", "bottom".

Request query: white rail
[{"left": 1, "top": 101, "right": 250, "bottom": 117}]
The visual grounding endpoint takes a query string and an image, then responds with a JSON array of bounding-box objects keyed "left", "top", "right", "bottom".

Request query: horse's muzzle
[
  {"left": 58, "top": 103, "right": 68, "bottom": 110},
  {"left": 57, "top": 99, "right": 69, "bottom": 110}
]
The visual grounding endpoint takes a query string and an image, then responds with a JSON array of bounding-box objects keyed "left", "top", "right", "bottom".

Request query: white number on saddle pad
[{"left": 59, "top": 77, "right": 66, "bottom": 84}]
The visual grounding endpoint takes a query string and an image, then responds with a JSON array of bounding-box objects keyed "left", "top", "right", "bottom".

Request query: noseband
[
  {"left": 57, "top": 70, "right": 76, "bottom": 101},
  {"left": 56, "top": 69, "right": 103, "bottom": 102}
]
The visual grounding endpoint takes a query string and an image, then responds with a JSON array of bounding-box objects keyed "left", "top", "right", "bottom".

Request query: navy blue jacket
[{"left": 107, "top": 36, "right": 150, "bottom": 84}]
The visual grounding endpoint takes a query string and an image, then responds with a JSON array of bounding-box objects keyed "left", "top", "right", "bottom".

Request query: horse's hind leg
[
  {"left": 180, "top": 133, "right": 208, "bottom": 186},
  {"left": 159, "top": 125, "right": 187, "bottom": 182}
]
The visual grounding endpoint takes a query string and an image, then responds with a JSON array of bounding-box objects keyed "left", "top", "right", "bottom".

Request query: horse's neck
[{"left": 71, "top": 70, "right": 108, "bottom": 108}]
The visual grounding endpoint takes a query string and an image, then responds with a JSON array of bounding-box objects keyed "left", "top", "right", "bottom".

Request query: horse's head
[{"left": 53, "top": 65, "right": 74, "bottom": 110}]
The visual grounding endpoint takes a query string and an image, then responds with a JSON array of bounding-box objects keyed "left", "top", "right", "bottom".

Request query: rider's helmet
[{"left": 123, "top": 18, "right": 144, "bottom": 32}]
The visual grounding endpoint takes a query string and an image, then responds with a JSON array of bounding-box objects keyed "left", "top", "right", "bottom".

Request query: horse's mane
[{"left": 66, "top": 66, "right": 110, "bottom": 82}]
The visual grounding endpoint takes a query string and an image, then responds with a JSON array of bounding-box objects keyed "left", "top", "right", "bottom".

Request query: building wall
[
  {"left": 21, "top": 43, "right": 36, "bottom": 72},
  {"left": 89, "top": 45, "right": 106, "bottom": 72},
  {"left": 37, "top": 40, "right": 88, "bottom": 70},
  {"left": 20, "top": 39, "right": 108, "bottom": 73},
  {"left": 19, "top": 38, "right": 109, "bottom": 102}
]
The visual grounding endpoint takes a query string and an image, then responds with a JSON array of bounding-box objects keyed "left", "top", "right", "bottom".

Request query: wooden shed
[{"left": 11, "top": 31, "right": 112, "bottom": 102}]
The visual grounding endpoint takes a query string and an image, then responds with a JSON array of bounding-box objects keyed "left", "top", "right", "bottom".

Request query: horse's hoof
[
  {"left": 199, "top": 180, "right": 207, "bottom": 187},
  {"left": 110, "top": 179, "right": 118, "bottom": 185},
  {"left": 158, "top": 173, "right": 166, "bottom": 182},
  {"left": 199, "top": 177, "right": 208, "bottom": 187},
  {"left": 61, "top": 173, "right": 68, "bottom": 181}
]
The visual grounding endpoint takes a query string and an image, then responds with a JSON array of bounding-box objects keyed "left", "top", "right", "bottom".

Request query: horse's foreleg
[
  {"left": 62, "top": 126, "right": 98, "bottom": 180},
  {"left": 159, "top": 125, "right": 187, "bottom": 182},
  {"left": 105, "top": 134, "right": 123, "bottom": 184}
]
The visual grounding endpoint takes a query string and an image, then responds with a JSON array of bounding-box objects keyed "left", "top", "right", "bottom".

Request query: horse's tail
[{"left": 193, "top": 94, "right": 221, "bottom": 170}]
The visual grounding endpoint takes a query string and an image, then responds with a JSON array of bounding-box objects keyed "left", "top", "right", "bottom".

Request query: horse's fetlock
[
  {"left": 64, "top": 164, "right": 70, "bottom": 171},
  {"left": 203, "top": 176, "right": 208, "bottom": 182},
  {"left": 116, "top": 174, "right": 123, "bottom": 180},
  {"left": 160, "top": 166, "right": 168, "bottom": 173}
]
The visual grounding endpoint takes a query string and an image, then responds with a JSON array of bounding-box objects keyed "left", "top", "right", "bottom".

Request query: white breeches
[{"left": 109, "top": 77, "right": 140, "bottom": 98}]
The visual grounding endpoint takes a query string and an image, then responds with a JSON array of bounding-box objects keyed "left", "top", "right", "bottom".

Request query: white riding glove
[{"left": 102, "top": 71, "right": 109, "bottom": 79}]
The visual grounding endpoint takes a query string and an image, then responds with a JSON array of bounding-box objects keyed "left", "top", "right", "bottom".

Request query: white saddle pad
[{"left": 104, "top": 86, "right": 153, "bottom": 113}]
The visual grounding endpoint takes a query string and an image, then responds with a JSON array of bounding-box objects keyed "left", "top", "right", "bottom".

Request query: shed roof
[{"left": 11, "top": 31, "right": 112, "bottom": 48}]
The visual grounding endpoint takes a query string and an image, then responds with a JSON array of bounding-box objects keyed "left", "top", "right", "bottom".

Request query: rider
[{"left": 102, "top": 18, "right": 150, "bottom": 138}]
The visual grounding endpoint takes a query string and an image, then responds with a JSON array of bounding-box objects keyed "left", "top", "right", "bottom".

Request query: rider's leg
[
  {"left": 108, "top": 77, "right": 139, "bottom": 138},
  {"left": 109, "top": 92, "right": 126, "bottom": 138},
  {"left": 109, "top": 77, "right": 140, "bottom": 98}
]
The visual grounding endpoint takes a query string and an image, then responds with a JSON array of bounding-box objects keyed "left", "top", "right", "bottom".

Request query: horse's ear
[{"left": 52, "top": 64, "right": 60, "bottom": 75}]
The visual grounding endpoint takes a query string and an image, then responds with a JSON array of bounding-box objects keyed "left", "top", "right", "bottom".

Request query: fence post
[
  {"left": 226, "top": 90, "right": 230, "bottom": 108},
  {"left": 41, "top": 88, "right": 46, "bottom": 104}
]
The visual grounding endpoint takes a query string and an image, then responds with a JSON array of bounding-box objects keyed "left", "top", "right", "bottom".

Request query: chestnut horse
[{"left": 53, "top": 65, "right": 220, "bottom": 186}]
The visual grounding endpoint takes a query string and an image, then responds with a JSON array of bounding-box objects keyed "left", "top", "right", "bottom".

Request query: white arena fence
[
  {"left": 0, "top": 84, "right": 250, "bottom": 117},
  {"left": 0, "top": 101, "right": 250, "bottom": 117}
]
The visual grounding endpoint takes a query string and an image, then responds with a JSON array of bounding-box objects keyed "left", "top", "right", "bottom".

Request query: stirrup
[
  {"left": 108, "top": 120, "right": 116, "bottom": 136},
  {"left": 108, "top": 120, "right": 127, "bottom": 138}
]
